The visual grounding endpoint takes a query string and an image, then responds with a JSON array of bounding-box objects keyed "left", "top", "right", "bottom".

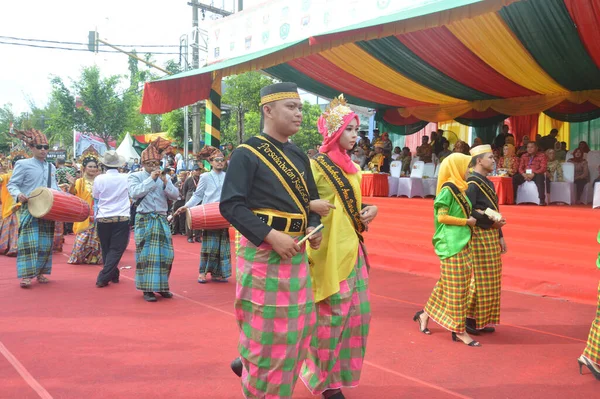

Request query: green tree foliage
[
  {"left": 222, "top": 72, "right": 274, "bottom": 144},
  {"left": 290, "top": 101, "right": 323, "bottom": 152}
]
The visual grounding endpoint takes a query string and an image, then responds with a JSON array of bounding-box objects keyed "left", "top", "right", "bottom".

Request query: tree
[
  {"left": 222, "top": 72, "right": 274, "bottom": 144},
  {"left": 0, "top": 103, "right": 19, "bottom": 153},
  {"left": 290, "top": 101, "right": 323, "bottom": 152}
]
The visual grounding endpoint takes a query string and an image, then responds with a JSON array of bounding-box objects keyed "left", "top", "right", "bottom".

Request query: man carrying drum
[
  {"left": 174, "top": 145, "right": 231, "bottom": 283},
  {"left": 7, "top": 129, "right": 59, "bottom": 288},
  {"left": 128, "top": 138, "right": 179, "bottom": 303},
  {"left": 220, "top": 82, "right": 323, "bottom": 399}
]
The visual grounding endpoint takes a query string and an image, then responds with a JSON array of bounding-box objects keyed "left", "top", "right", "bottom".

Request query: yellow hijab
[{"left": 436, "top": 153, "right": 471, "bottom": 194}]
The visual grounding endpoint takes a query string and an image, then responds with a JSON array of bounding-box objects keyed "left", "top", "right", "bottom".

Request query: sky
[{"left": 0, "top": 0, "right": 269, "bottom": 115}]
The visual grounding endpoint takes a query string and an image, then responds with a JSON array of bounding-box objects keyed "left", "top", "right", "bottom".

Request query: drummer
[
  {"left": 7, "top": 129, "right": 59, "bottom": 288},
  {"left": 128, "top": 138, "right": 179, "bottom": 302},
  {"left": 174, "top": 145, "right": 231, "bottom": 284}
]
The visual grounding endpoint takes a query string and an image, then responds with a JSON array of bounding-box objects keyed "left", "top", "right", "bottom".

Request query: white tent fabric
[{"left": 116, "top": 133, "right": 140, "bottom": 164}]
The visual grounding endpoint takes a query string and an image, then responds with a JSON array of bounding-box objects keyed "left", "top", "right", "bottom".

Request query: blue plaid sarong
[
  {"left": 17, "top": 206, "right": 54, "bottom": 278},
  {"left": 199, "top": 229, "right": 231, "bottom": 279},
  {"left": 134, "top": 213, "right": 173, "bottom": 292}
]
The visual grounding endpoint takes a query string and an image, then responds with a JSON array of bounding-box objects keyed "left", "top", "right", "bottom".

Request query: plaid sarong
[
  {"left": 584, "top": 282, "right": 600, "bottom": 364},
  {"left": 134, "top": 213, "right": 173, "bottom": 292},
  {"left": 467, "top": 226, "right": 502, "bottom": 329},
  {"left": 235, "top": 236, "right": 316, "bottom": 399},
  {"left": 199, "top": 229, "right": 231, "bottom": 278},
  {"left": 0, "top": 212, "right": 19, "bottom": 256},
  {"left": 67, "top": 225, "right": 102, "bottom": 264},
  {"left": 300, "top": 246, "right": 371, "bottom": 395},
  {"left": 424, "top": 245, "right": 472, "bottom": 333},
  {"left": 17, "top": 207, "right": 54, "bottom": 278},
  {"left": 53, "top": 222, "right": 64, "bottom": 252}
]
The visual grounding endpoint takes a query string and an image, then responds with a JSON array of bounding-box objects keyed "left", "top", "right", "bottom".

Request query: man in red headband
[
  {"left": 220, "top": 82, "right": 323, "bottom": 398},
  {"left": 7, "top": 129, "right": 59, "bottom": 288}
]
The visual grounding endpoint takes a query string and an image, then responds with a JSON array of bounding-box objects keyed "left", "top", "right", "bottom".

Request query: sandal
[
  {"left": 197, "top": 273, "right": 207, "bottom": 284},
  {"left": 37, "top": 275, "right": 49, "bottom": 284},
  {"left": 413, "top": 310, "right": 431, "bottom": 335},
  {"left": 20, "top": 278, "right": 31, "bottom": 288},
  {"left": 211, "top": 277, "right": 228, "bottom": 283}
]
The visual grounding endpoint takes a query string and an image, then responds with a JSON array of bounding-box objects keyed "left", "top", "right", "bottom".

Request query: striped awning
[{"left": 141, "top": 0, "right": 600, "bottom": 127}]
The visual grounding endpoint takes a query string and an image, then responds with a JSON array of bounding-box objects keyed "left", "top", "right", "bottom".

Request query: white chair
[
  {"left": 423, "top": 163, "right": 435, "bottom": 178},
  {"left": 396, "top": 177, "right": 424, "bottom": 198},
  {"left": 433, "top": 163, "right": 440, "bottom": 177},
  {"left": 516, "top": 180, "right": 548, "bottom": 205},
  {"left": 582, "top": 151, "right": 600, "bottom": 204},
  {"left": 388, "top": 161, "right": 401, "bottom": 197},
  {"left": 549, "top": 162, "right": 575, "bottom": 205},
  {"left": 593, "top": 182, "right": 600, "bottom": 209},
  {"left": 411, "top": 161, "right": 425, "bottom": 178},
  {"left": 421, "top": 162, "right": 437, "bottom": 197}
]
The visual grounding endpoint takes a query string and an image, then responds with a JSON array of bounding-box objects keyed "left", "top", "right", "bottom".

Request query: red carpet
[{"left": 0, "top": 200, "right": 599, "bottom": 398}]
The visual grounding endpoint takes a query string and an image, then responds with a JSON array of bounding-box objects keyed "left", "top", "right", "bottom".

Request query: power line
[
  {"left": 0, "top": 35, "right": 180, "bottom": 48},
  {"left": 0, "top": 40, "right": 180, "bottom": 55}
]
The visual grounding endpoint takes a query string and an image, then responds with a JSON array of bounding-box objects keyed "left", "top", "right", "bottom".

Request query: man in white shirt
[
  {"left": 93, "top": 151, "right": 131, "bottom": 288},
  {"left": 174, "top": 146, "right": 230, "bottom": 283}
]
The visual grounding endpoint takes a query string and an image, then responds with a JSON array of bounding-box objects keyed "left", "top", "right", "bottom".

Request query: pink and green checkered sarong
[
  {"left": 235, "top": 236, "right": 316, "bottom": 399},
  {"left": 583, "top": 281, "right": 600, "bottom": 364},
  {"left": 300, "top": 246, "right": 371, "bottom": 395}
]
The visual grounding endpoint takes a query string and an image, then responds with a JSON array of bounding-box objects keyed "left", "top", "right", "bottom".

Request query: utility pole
[{"left": 191, "top": 0, "right": 201, "bottom": 154}]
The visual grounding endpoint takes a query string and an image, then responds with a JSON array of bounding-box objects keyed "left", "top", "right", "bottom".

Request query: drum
[
  {"left": 186, "top": 202, "right": 230, "bottom": 230},
  {"left": 28, "top": 187, "right": 91, "bottom": 223}
]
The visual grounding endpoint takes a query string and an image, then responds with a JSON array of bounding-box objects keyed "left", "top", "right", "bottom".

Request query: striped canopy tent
[{"left": 140, "top": 0, "right": 600, "bottom": 150}]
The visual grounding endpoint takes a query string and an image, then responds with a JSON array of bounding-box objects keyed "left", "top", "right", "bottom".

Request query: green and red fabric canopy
[{"left": 141, "top": 0, "right": 600, "bottom": 139}]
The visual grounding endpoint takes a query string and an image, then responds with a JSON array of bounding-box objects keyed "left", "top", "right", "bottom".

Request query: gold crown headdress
[
  {"left": 322, "top": 94, "right": 353, "bottom": 136},
  {"left": 80, "top": 145, "right": 100, "bottom": 164}
]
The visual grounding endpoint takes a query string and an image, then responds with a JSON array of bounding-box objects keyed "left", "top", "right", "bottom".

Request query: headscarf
[
  {"left": 317, "top": 94, "right": 360, "bottom": 174},
  {"left": 436, "top": 153, "right": 471, "bottom": 195},
  {"left": 579, "top": 141, "right": 591, "bottom": 154},
  {"left": 197, "top": 145, "right": 224, "bottom": 161},
  {"left": 570, "top": 148, "right": 585, "bottom": 163}
]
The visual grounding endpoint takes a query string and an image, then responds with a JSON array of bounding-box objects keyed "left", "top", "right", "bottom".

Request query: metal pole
[
  {"left": 180, "top": 35, "right": 189, "bottom": 162},
  {"left": 191, "top": 0, "right": 201, "bottom": 154}
]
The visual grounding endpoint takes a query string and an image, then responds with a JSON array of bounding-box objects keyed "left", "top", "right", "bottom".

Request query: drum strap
[{"left": 46, "top": 163, "right": 52, "bottom": 188}]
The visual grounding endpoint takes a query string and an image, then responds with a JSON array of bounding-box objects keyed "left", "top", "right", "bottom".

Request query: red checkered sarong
[
  {"left": 584, "top": 281, "right": 600, "bottom": 364},
  {"left": 235, "top": 236, "right": 316, "bottom": 399},
  {"left": 0, "top": 212, "right": 19, "bottom": 256},
  {"left": 467, "top": 226, "right": 502, "bottom": 329},
  {"left": 53, "top": 222, "right": 64, "bottom": 252},
  {"left": 424, "top": 245, "right": 472, "bottom": 333},
  {"left": 300, "top": 246, "right": 371, "bottom": 395}
]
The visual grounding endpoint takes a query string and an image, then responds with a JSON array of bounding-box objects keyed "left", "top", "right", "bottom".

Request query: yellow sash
[{"left": 73, "top": 177, "right": 93, "bottom": 233}]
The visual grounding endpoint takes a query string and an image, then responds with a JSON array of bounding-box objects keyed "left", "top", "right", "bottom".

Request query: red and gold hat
[
  {"left": 141, "top": 137, "right": 172, "bottom": 163},
  {"left": 11, "top": 128, "right": 48, "bottom": 147},
  {"left": 197, "top": 145, "right": 224, "bottom": 161}
]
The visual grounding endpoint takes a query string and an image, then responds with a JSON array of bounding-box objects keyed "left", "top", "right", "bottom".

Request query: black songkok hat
[{"left": 260, "top": 82, "right": 300, "bottom": 106}]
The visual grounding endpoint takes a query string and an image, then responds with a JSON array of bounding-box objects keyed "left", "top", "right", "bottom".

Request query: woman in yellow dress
[
  {"left": 301, "top": 95, "right": 378, "bottom": 399},
  {"left": 0, "top": 154, "right": 28, "bottom": 256},
  {"left": 67, "top": 150, "right": 102, "bottom": 264}
]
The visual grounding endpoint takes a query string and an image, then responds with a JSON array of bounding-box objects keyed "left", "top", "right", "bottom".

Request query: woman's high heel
[
  {"left": 578, "top": 355, "right": 600, "bottom": 380},
  {"left": 452, "top": 332, "right": 481, "bottom": 347},
  {"left": 413, "top": 310, "right": 431, "bottom": 335}
]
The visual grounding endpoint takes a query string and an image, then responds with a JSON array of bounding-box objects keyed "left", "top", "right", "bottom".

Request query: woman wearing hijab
[
  {"left": 301, "top": 95, "right": 378, "bottom": 399},
  {"left": 413, "top": 153, "right": 480, "bottom": 347},
  {"left": 350, "top": 146, "right": 367, "bottom": 170},
  {"left": 569, "top": 148, "right": 590, "bottom": 203},
  {"left": 578, "top": 230, "right": 600, "bottom": 381},
  {"left": 498, "top": 144, "right": 519, "bottom": 176}
]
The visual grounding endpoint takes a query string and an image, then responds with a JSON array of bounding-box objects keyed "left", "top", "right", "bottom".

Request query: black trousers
[
  {"left": 512, "top": 173, "right": 546, "bottom": 203},
  {"left": 96, "top": 221, "right": 130, "bottom": 284},
  {"left": 575, "top": 179, "right": 588, "bottom": 202}
]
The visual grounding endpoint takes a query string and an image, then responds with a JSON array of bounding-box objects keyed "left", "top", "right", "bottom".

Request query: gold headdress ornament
[
  {"left": 322, "top": 94, "right": 353, "bottom": 136},
  {"left": 80, "top": 145, "right": 100, "bottom": 164},
  {"left": 469, "top": 144, "right": 492, "bottom": 157}
]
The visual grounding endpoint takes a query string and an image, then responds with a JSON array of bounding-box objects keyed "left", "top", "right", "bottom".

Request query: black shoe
[
  {"left": 187, "top": 238, "right": 194, "bottom": 243},
  {"left": 413, "top": 310, "right": 431, "bottom": 335},
  {"left": 111, "top": 278, "right": 119, "bottom": 284},
  {"left": 452, "top": 332, "right": 481, "bottom": 347},
  {"left": 231, "top": 357, "right": 242, "bottom": 377},
  {"left": 143, "top": 292, "right": 157, "bottom": 302},
  {"left": 578, "top": 355, "right": 600, "bottom": 380},
  {"left": 195, "top": 237, "right": 201, "bottom": 243},
  {"left": 158, "top": 291, "right": 173, "bottom": 298},
  {"left": 96, "top": 281, "right": 109, "bottom": 288},
  {"left": 465, "top": 318, "right": 480, "bottom": 336},
  {"left": 480, "top": 326, "right": 496, "bottom": 333},
  {"left": 324, "top": 390, "right": 346, "bottom": 399}
]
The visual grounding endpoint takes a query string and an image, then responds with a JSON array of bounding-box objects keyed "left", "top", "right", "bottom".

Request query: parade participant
[
  {"left": 174, "top": 146, "right": 230, "bottom": 283},
  {"left": 182, "top": 165, "right": 202, "bottom": 243},
  {"left": 0, "top": 149, "right": 28, "bottom": 256},
  {"left": 578, "top": 230, "right": 600, "bottom": 380},
  {"left": 128, "top": 138, "right": 179, "bottom": 302},
  {"left": 7, "top": 129, "right": 59, "bottom": 288},
  {"left": 94, "top": 151, "right": 131, "bottom": 287},
  {"left": 465, "top": 145, "right": 506, "bottom": 335},
  {"left": 67, "top": 147, "right": 102, "bottom": 264},
  {"left": 220, "top": 82, "right": 322, "bottom": 398},
  {"left": 413, "top": 153, "right": 480, "bottom": 347},
  {"left": 300, "top": 95, "right": 377, "bottom": 399}
]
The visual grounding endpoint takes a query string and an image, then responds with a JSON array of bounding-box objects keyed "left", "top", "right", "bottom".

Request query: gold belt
[
  {"left": 253, "top": 208, "right": 305, "bottom": 237},
  {"left": 96, "top": 216, "right": 129, "bottom": 223}
]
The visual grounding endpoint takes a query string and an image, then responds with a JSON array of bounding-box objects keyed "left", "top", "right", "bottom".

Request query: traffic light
[{"left": 88, "top": 31, "right": 97, "bottom": 53}]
